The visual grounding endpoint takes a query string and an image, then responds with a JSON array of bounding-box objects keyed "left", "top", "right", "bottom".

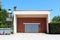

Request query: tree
[
  {"left": 0, "top": 2, "right": 8, "bottom": 28},
  {"left": 49, "top": 16, "right": 60, "bottom": 33},
  {"left": 0, "top": 2, "right": 13, "bottom": 33},
  {"left": 51, "top": 16, "right": 60, "bottom": 23}
]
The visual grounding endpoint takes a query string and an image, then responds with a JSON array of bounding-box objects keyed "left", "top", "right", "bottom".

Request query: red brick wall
[{"left": 17, "top": 18, "right": 47, "bottom": 33}]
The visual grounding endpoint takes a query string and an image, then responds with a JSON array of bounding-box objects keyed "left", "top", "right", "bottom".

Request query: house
[{"left": 14, "top": 7, "right": 50, "bottom": 33}]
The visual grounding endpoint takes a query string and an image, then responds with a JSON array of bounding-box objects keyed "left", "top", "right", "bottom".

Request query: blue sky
[{"left": 0, "top": 0, "right": 60, "bottom": 20}]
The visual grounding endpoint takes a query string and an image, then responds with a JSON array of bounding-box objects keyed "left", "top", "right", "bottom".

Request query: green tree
[
  {"left": 51, "top": 16, "right": 60, "bottom": 23},
  {"left": 0, "top": 2, "right": 8, "bottom": 28},
  {"left": 0, "top": 2, "right": 13, "bottom": 33},
  {"left": 49, "top": 16, "right": 60, "bottom": 33}
]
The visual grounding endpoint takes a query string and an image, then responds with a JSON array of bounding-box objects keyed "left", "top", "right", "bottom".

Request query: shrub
[{"left": 49, "top": 23, "right": 60, "bottom": 34}]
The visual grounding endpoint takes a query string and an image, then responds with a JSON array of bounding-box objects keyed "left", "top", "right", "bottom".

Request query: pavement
[{"left": 0, "top": 33, "right": 60, "bottom": 40}]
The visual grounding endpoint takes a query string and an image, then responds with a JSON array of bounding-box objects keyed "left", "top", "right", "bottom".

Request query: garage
[{"left": 14, "top": 10, "right": 50, "bottom": 33}]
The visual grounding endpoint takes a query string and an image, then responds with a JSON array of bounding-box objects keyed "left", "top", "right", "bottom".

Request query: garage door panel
[{"left": 24, "top": 24, "right": 39, "bottom": 33}]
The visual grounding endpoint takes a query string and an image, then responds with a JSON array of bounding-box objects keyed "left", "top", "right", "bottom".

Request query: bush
[
  {"left": 0, "top": 24, "right": 8, "bottom": 28},
  {"left": 49, "top": 23, "right": 60, "bottom": 34}
]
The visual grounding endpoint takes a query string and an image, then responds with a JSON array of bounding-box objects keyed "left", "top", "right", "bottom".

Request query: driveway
[{"left": 0, "top": 33, "right": 60, "bottom": 40}]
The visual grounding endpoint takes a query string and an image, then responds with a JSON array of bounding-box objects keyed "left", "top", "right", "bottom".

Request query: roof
[
  {"left": 14, "top": 10, "right": 50, "bottom": 15},
  {"left": 14, "top": 10, "right": 52, "bottom": 11}
]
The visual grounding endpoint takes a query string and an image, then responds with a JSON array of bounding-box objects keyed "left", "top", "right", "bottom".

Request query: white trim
[
  {"left": 14, "top": 14, "right": 17, "bottom": 33},
  {"left": 23, "top": 23, "right": 40, "bottom": 24},
  {"left": 14, "top": 11, "right": 50, "bottom": 15},
  {"left": 46, "top": 12, "right": 50, "bottom": 33}
]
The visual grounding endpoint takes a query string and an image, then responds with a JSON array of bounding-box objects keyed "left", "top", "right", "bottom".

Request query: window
[{"left": 24, "top": 23, "right": 40, "bottom": 33}]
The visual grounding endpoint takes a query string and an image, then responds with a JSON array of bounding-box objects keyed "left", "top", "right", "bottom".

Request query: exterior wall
[{"left": 17, "top": 18, "right": 47, "bottom": 33}]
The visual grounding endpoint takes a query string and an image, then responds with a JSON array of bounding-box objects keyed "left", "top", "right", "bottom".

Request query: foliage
[
  {"left": 51, "top": 16, "right": 60, "bottom": 23},
  {"left": 0, "top": 2, "right": 14, "bottom": 34},
  {"left": 49, "top": 16, "right": 60, "bottom": 34},
  {"left": 0, "top": 2, "right": 8, "bottom": 28},
  {"left": 49, "top": 23, "right": 60, "bottom": 34},
  {"left": 0, "top": 9, "right": 8, "bottom": 28}
]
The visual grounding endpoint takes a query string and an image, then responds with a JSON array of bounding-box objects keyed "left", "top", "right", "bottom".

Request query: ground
[{"left": 0, "top": 33, "right": 60, "bottom": 40}]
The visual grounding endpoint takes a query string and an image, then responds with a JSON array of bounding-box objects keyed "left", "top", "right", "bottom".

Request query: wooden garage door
[{"left": 17, "top": 18, "right": 47, "bottom": 33}]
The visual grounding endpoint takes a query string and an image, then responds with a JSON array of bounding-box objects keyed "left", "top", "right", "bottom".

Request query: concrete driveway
[{"left": 0, "top": 33, "right": 60, "bottom": 40}]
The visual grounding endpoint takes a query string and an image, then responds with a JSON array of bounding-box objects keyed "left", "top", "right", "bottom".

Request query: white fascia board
[{"left": 14, "top": 11, "right": 50, "bottom": 15}]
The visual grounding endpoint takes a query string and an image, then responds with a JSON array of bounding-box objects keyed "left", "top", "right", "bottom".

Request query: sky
[{"left": 0, "top": 0, "right": 60, "bottom": 20}]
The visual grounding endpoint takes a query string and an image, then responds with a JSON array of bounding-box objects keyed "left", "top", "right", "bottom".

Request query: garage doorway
[{"left": 24, "top": 23, "right": 40, "bottom": 33}]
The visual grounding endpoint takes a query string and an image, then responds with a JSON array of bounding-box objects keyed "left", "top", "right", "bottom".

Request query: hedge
[{"left": 49, "top": 23, "right": 60, "bottom": 34}]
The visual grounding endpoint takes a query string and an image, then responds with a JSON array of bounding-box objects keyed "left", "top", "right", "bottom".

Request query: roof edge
[{"left": 14, "top": 10, "right": 52, "bottom": 11}]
